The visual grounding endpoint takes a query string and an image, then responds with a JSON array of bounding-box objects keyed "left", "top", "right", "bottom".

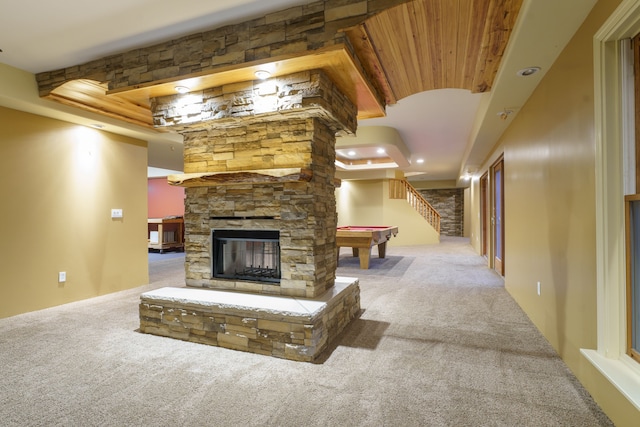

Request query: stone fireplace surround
[{"left": 139, "top": 70, "right": 361, "bottom": 361}]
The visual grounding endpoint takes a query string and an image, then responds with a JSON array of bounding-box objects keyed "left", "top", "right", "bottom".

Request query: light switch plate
[{"left": 111, "top": 209, "right": 123, "bottom": 218}]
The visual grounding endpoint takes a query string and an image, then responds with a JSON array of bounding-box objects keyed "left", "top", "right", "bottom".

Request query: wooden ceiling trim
[
  {"left": 471, "top": 0, "right": 524, "bottom": 93},
  {"left": 336, "top": 45, "right": 388, "bottom": 120},
  {"left": 45, "top": 93, "right": 156, "bottom": 130},
  {"left": 344, "top": 24, "right": 398, "bottom": 105},
  {"left": 47, "top": 79, "right": 156, "bottom": 129}
]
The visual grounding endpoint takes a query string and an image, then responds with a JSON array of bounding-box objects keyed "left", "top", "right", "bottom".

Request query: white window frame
[
  {"left": 582, "top": 0, "right": 640, "bottom": 411},
  {"left": 622, "top": 38, "right": 636, "bottom": 196}
]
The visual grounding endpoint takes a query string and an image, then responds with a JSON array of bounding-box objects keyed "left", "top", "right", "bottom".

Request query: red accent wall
[{"left": 148, "top": 178, "right": 185, "bottom": 218}]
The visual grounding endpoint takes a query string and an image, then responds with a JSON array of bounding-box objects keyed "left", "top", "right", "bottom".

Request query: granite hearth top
[{"left": 140, "top": 276, "right": 358, "bottom": 321}]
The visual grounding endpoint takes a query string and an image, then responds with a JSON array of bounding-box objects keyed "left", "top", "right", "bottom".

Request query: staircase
[{"left": 389, "top": 179, "right": 441, "bottom": 234}]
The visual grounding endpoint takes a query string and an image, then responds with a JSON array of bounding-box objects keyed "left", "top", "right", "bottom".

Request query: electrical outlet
[
  {"left": 111, "top": 208, "right": 123, "bottom": 218},
  {"left": 537, "top": 281, "right": 541, "bottom": 296},
  {"left": 58, "top": 272, "right": 66, "bottom": 283}
]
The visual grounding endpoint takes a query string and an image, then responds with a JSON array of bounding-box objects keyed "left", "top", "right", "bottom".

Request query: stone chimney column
[{"left": 152, "top": 70, "right": 356, "bottom": 298}]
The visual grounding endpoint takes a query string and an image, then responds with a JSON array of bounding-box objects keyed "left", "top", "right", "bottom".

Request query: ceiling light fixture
[
  {"left": 497, "top": 109, "right": 514, "bottom": 120},
  {"left": 348, "top": 150, "right": 356, "bottom": 156},
  {"left": 377, "top": 148, "right": 386, "bottom": 154},
  {"left": 416, "top": 159, "right": 424, "bottom": 164},
  {"left": 255, "top": 70, "right": 271, "bottom": 80},
  {"left": 516, "top": 66, "right": 541, "bottom": 77},
  {"left": 175, "top": 85, "right": 190, "bottom": 94}
]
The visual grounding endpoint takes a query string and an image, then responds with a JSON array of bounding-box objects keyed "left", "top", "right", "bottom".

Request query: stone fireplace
[
  {"left": 139, "top": 70, "right": 362, "bottom": 361},
  {"left": 181, "top": 115, "right": 340, "bottom": 298}
]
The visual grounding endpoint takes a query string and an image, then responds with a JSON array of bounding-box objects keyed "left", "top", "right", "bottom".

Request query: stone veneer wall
[
  {"left": 183, "top": 118, "right": 338, "bottom": 298},
  {"left": 419, "top": 188, "right": 464, "bottom": 236},
  {"left": 139, "top": 281, "right": 360, "bottom": 362},
  {"left": 151, "top": 70, "right": 356, "bottom": 135}
]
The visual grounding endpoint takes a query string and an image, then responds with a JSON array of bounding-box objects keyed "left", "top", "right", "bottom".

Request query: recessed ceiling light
[
  {"left": 416, "top": 159, "right": 424, "bottom": 164},
  {"left": 516, "top": 66, "right": 541, "bottom": 77},
  {"left": 255, "top": 70, "right": 271, "bottom": 80},
  {"left": 377, "top": 148, "right": 386, "bottom": 154},
  {"left": 348, "top": 150, "right": 356, "bottom": 156},
  {"left": 175, "top": 85, "right": 190, "bottom": 94}
]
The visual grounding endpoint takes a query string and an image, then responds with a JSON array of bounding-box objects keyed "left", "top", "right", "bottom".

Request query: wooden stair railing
[{"left": 389, "top": 179, "right": 441, "bottom": 233}]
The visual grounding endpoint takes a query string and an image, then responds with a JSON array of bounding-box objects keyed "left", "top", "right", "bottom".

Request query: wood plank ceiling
[
  {"left": 46, "top": 0, "right": 523, "bottom": 129},
  {"left": 347, "top": 0, "right": 523, "bottom": 105}
]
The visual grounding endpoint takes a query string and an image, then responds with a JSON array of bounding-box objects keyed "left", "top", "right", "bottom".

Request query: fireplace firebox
[{"left": 211, "top": 230, "right": 280, "bottom": 283}]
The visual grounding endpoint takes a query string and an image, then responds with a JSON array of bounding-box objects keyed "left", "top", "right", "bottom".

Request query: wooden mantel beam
[{"left": 168, "top": 168, "right": 313, "bottom": 188}]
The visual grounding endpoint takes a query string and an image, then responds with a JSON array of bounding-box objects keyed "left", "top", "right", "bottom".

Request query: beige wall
[
  {"left": 336, "top": 179, "right": 439, "bottom": 246},
  {"left": 0, "top": 106, "right": 149, "bottom": 319},
  {"left": 409, "top": 179, "right": 458, "bottom": 189},
  {"left": 468, "top": 0, "right": 639, "bottom": 424},
  {"left": 336, "top": 179, "right": 384, "bottom": 226}
]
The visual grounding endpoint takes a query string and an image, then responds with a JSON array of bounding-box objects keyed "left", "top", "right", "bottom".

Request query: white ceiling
[
  {"left": 0, "top": 0, "right": 598, "bottom": 184},
  {"left": 359, "top": 89, "right": 483, "bottom": 180}
]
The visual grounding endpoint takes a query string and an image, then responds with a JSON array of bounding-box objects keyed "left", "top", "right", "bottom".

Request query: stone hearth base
[{"left": 139, "top": 278, "right": 360, "bottom": 362}]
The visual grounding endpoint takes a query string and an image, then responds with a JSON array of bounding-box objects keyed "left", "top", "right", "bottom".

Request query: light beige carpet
[{"left": 0, "top": 237, "right": 612, "bottom": 426}]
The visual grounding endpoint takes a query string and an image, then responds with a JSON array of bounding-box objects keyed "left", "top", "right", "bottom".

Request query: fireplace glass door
[{"left": 212, "top": 230, "right": 280, "bottom": 283}]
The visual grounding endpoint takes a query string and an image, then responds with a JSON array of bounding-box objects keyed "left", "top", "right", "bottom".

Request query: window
[
  {"left": 625, "top": 32, "right": 640, "bottom": 364},
  {"left": 583, "top": 0, "right": 640, "bottom": 410},
  {"left": 625, "top": 195, "right": 640, "bottom": 363}
]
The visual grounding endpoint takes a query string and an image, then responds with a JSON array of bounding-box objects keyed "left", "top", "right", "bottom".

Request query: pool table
[{"left": 336, "top": 226, "right": 399, "bottom": 269}]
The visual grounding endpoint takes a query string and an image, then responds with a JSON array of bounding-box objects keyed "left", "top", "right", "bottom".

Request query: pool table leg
[
  {"left": 378, "top": 241, "right": 388, "bottom": 258},
  {"left": 336, "top": 246, "right": 372, "bottom": 269},
  {"left": 358, "top": 247, "right": 371, "bottom": 269}
]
